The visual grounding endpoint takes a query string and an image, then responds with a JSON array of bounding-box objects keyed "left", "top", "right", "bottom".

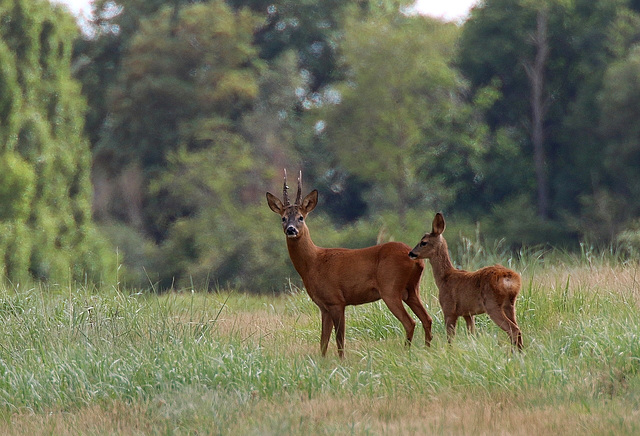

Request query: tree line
[{"left": 2, "top": 0, "right": 640, "bottom": 291}]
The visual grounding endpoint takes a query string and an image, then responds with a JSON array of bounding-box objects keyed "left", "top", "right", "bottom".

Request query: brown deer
[
  {"left": 266, "top": 170, "right": 432, "bottom": 358},
  {"left": 408, "top": 213, "right": 523, "bottom": 350}
]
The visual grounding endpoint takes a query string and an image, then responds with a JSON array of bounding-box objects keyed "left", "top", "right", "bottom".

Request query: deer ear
[
  {"left": 266, "top": 192, "right": 284, "bottom": 214},
  {"left": 432, "top": 212, "right": 446, "bottom": 235},
  {"left": 301, "top": 190, "right": 318, "bottom": 214}
]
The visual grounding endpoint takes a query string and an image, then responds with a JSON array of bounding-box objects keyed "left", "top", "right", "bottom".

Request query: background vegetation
[
  {"left": 81, "top": 0, "right": 640, "bottom": 291},
  {"left": 2, "top": 0, "right": 640, "bottom": 291}
]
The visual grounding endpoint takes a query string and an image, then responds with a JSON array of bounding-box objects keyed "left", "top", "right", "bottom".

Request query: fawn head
[
  {"left": 409, "top": 212, "right": 446, "bottom": 260},
  {"left": 266, "top": 170, "right": 318, "bottom": 239}
]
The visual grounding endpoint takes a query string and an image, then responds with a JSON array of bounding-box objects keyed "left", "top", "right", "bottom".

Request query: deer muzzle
[{"left": 285, "top": 225, "right": 299, "bottom": 237}]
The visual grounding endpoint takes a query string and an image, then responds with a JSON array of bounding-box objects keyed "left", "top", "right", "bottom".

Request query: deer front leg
[
  {"left": 320, "top": 309, "right": 333, "bottom": 356},
  {"left": 327, "top": 305, "right": 346, "bottom": 358}
]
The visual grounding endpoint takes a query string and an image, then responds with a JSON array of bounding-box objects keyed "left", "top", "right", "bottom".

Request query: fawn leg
[
  {"left": 445, "top": 314, "right": 458, "bottom": 344},
  {"left": 463, "top": 315, "right": 475, "bottom": 334},
  {"left": 503, "top": 299, "right": 523, "bottom": 349},
  {"left": 486, "top": 300, "right": 522, "bottom": 350}
]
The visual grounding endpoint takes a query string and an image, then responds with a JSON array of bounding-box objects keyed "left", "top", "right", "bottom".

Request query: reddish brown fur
[
  {"left": 409, "top": 213, "right": 523, "bottom": 350},
  {"left": 267, "top": 175, "right": 432, "bottom": 358}
]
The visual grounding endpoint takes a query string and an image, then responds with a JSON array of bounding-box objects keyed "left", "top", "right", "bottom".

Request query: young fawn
[
  {"left": 409, "top": 213, "right": 523, "bottom": 350},
  {"left": 267, "top": 170, "right": 432, "bottom": 358}
]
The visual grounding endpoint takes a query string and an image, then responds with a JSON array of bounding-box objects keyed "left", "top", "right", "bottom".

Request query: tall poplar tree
[{"left": 0, "top": 0, "right": 114, "bottom": 283}]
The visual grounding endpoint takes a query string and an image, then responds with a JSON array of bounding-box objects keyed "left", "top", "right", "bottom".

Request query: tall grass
[{"left": 0, "top": 249, "right": 639, "bottom": 434}]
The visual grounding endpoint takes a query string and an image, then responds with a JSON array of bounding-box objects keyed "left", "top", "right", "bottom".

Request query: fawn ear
[
  {"left": 300, "top": 190, "right": 318, "bottom": 214},
  {"left": 432, "top": 212, "right": 446, "bottom": 235},
  {"left": 266, "top": 192, "right": 284, "bottom": 214}
]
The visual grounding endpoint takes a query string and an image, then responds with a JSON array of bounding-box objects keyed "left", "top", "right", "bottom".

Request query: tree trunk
[{"left": 525, "top": 9, "right": 550, "bottom": 219}]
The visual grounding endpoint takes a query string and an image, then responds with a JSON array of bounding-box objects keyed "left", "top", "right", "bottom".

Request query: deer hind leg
[
  {"left": 485, "top": 298, "right": 522, "bottom": 350},
  {"left": 327, "top": 305, "right": 346, "bottom": 358},
  {"left": 503, "top": 297, "right": 523, "bottom": 350},
  {"left": 463, "top": 315, "right": 475, "bottom": 335},
  {"left": 381, "top": 296, "right": 416, "bottom": 346},
  {"left": 320, "top": 310, "right": 334, "bottom": 356},
  {"left": 404, "top": 292, "right": 433, "bottom": 346}
]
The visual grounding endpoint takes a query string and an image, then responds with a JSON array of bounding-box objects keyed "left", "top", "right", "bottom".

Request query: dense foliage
[
  {"left": 4, "top": 0, "right": 640, "bottom": 290},
  {"left": 71, "top": 0, "right": 640, "bottom": 292},
  {"left": 0, "top": 0, "right": 115, "bottom": 284},
  {"left": 458, "top": 0, "right": 640, "bottom": 243}
]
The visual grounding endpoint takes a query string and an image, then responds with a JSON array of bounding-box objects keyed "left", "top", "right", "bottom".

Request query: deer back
[{"left": 267, "top": 171, "right": 423, "bottom": 307}]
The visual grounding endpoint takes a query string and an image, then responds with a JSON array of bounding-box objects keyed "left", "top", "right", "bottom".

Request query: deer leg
[
  {"left": 486, "top": 300, "right": 523, "bottom": 350},
  {"left": 404, "top": 293, "right": 433, "bottom": 346},
  {"left": 444, "top": 314, "right": 458, "bottom": 344},
  {"left": 502, "top": 299, "right": 523, "bottom": 350},
  {"left": 320, "top": 309, "right": 333, "bottom": 356},
  {"left": 327, "top": 305, "right": 346, "bottom": 358},
  {"left": 381, "top": 296, "right": 416, "bottom": 346},
  {"left": 463, "top": 315, "right": 475, "bottom": 335}
]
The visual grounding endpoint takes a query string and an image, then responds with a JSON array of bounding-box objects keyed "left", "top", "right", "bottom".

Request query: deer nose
[
  {"left": 286, "top": 226, "right": 298, "bottom": 237},
  {"left": 408, "top": 251, "right": 418, "bottom": 259}
]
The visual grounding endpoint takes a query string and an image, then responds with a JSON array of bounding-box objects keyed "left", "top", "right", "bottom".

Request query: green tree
[
  {"left": 229, "top": 0, "right": 394, "bottom": 93},
  {"left": 93, "top": 1, "right": 265, "bottom": 237},
  {"left": 97, "top": 1, "right": 263, "bottom": 171},
  {"left": 86, "top": 1, "right": 309, "bottom": 290},
  {"left": 319, "top": 12, "right": 486, "bottom": 220},
  {"left": 74, "top": 0, "right": 201, "bottom": 144},
  {"left": 75, "top": 0, "right": 364, "bottom": 145},
  {"left": 0, "top": 0, "right": 115, "bottom": 283},
  {"left": 458, "top": 0, "right": 636, "bottom": 243},
  {"left": 150, "top": 145, "right": 292, "bottom": 291},
  {"left": 592, "top": 45, "right": 640, "bottom": 238}
]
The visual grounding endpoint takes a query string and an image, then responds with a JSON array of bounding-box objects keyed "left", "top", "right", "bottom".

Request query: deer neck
[
  {"left": 285, "top": 227, "right": 320, "bottom": 277},
  {"left": 428, "top": 239, "right": 456, "bottom": 282}
]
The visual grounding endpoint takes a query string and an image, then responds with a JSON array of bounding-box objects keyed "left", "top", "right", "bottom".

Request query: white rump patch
[{"left": 502, "top": 278, "right": 515, "bottom": 289}]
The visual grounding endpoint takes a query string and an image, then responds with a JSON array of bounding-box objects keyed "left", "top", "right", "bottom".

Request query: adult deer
[
  {"left": 266, "top": 170, "right": 432, "bottom": 358},
  {"left": 409, "top": 213, "right": 523, "bottom": 350}
]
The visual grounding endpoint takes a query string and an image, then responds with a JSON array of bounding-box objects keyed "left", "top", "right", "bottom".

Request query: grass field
[{"left": 0, "top": 251, "right": 639, "bottom": 435}]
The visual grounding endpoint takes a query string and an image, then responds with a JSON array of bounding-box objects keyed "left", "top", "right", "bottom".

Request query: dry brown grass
[
  {"left": 3, "top": 402, "right": 153, "bottom": 436},
  {"left": 5, "top": 392, "right": 638, "bottom": 435},
  {"left": 528, "top": 261, "right": 640, "bottom": 306}
]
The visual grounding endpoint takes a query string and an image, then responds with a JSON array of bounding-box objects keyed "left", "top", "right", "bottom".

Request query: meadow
[{"left": 0, "top": 248, "right": 638, "bottom": 435}]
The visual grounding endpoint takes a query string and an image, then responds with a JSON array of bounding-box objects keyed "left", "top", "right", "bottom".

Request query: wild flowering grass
[{"left": 0, "top": 251, "right": 638, "bottom": 434}]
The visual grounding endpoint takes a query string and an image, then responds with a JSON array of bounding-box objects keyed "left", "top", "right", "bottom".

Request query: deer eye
[
  {"left": 281, "top": 217, "right": 286, "bottom": 222},
  {"left": 298, "top": 216, "right": 304, "bottom": 222},
  {"left": 420, "top": 241, "right": 428, "bottom": 247}
]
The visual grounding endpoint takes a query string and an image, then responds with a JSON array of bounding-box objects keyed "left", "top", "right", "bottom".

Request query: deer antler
[
  {"left": 296, "top": 171, "right": 302, "bottom": 205},
  {"left": 283, "top": 169, "right": 290, "bottom": 206}
]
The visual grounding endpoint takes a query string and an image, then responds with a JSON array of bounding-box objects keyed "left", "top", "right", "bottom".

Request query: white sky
[
  {"left": 50, "top": 0, "right": 480, "bottom": 21},
  {"left": 412, "top": 0, "right": 480, "bottom": 21}
]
